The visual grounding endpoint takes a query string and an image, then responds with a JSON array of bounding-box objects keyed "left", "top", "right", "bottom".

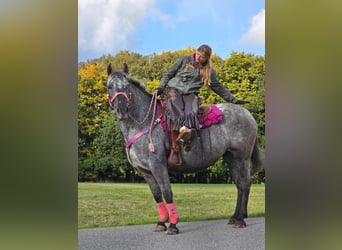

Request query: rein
[{"left": 108, "top": 90, "right": 160, "bottom": 163}]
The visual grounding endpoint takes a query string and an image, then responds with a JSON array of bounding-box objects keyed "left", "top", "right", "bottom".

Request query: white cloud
[
  {"left": 78, "top": 0, "right": 156, "bottom": 54},
  {"left": 149, "top": 8, "right": 175, "bottom": 29},
  {"left": 240, "top": 8, "right": 265, "bottom": 45}
]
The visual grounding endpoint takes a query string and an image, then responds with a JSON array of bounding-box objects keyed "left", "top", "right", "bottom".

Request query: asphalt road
[{"left": 78, "top": 217, "right": 265, "bottom": 250}]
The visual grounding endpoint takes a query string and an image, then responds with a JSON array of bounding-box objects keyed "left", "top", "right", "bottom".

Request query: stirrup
[{"left": 167, "top": 149, "right": 182, "bottom": 166}]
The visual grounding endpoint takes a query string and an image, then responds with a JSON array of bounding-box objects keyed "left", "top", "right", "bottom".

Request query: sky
[{"left": 78, "top": 0, "right": 264, "bottom": 62}]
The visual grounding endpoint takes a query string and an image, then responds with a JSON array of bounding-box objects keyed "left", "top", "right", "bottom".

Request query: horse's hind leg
[
  {"left": 224, "top": 153, "right": 251, "bottom": 228},
  {"left": 144, "top": 174, "right": 168, "bottom": 232}
]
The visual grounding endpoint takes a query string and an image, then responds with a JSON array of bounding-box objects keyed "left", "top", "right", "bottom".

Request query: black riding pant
[{"left": 165, "top": 88, "right": 199, "bottom": 131}]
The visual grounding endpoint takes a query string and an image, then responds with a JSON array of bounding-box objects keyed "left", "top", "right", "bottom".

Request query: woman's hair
[{"left": 197, "top": 44, "right": 212, "bottom": 86}]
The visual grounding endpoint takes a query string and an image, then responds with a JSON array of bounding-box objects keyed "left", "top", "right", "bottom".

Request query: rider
[{"left": 156, "top": 44, "right": 248, "bottom": 152}]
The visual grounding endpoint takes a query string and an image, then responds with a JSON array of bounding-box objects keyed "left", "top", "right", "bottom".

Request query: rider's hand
[{"left": 156, "top": 88, "right": 164, "bottom": 96}]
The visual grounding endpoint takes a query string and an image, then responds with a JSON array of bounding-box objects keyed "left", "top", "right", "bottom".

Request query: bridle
[
  {"left": 107, "top": 73, "right": 131, "bottom": 111},
  {"left": 108, "top": 91, "right": 131, "bottom": 105},
  {"left": 108, "top": 89, "right": 157, "bottom": 126}
]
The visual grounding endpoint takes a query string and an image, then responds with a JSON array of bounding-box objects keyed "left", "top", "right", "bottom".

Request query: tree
[
  {"left": 91, "top": 113, "right": 132, "bottom": 182},
  {"left": 78, "top": 63, "right": 108, "bottom": 138},
  {"left": 78, "top": 63, "right": 109, "bottom": 180}
]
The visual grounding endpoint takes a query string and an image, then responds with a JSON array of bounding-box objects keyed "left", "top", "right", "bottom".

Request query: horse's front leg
[
  {"left": 165, "top": 203, "right": 179, "bottom": 235},
  {"left": 150, "top": 164, "right": 180, "bottom": 235},
  {"left": 144, "top": 175, "right": 168, "bottom": 232},
  {"left": 159, "top": 182, "right": 179, "bottom": 234}
]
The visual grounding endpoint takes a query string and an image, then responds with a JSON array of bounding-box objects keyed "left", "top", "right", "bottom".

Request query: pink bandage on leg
[
  {"left": 167, "top": 203, "right": 179, "bottom": 224},
  {"left": 157, "top": 202, "right": 168, "bottom": 222}
]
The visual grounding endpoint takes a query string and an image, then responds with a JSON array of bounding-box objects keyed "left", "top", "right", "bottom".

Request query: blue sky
[{"left": 78, "top": 0, "right": 264, "bottom": 62}]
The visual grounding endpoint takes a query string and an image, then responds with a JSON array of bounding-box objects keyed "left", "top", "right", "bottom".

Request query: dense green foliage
[{"left": 78, "top": 50, "right": 265, "bottom": 183}]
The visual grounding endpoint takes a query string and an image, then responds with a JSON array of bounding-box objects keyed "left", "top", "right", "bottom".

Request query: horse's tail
[{"left": 251, "top": 139, "right": 263, "bottom": 176}]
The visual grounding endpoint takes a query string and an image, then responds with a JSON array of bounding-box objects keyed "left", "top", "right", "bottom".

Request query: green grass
[{"left": 78, "top": 183, "right": 265, "bottom": 229}]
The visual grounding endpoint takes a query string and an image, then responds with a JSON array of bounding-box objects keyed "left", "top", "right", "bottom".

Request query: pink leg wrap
[
  {"left": 157, "top": 202, "right": 168, "bottom": 222},
  {"left": 167, "top": 203, "right": 179, "bottom": 224}
]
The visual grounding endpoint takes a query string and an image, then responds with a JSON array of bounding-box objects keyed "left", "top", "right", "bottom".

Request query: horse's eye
[{"left": 108, "top": 85, "right": 113, "bottom": 89}]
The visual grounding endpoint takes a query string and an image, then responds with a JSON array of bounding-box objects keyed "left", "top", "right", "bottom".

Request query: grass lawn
[{"left": 78, "top": 182, "right": 265, "bottom": 229}]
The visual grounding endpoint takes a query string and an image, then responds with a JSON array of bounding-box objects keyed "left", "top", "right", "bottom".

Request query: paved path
[{"left": 78, "top": 217, "right": 264, "bottom": 250}]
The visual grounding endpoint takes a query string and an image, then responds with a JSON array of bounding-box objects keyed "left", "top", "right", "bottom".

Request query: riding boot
[
  {"left": 175, "top": 127, "right": 191, "bottom": 145},
  {"left": 176, "top": 126, "right": 197, "bottom": 148},
  {"left": 167, "top": 130, "right": 182, "bottom": 166}
]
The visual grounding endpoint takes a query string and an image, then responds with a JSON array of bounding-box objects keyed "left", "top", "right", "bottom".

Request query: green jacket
[{"left": 158, "top": 55, "right": 238, "bottom": 103}]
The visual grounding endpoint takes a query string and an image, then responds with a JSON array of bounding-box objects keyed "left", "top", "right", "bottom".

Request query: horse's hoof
[
  {"left": 234, "top": 221, "right": 246, "bottom": 228},
  {"left": 228, "top": 218, "right": 237, "bottom": 224},
  {"left": 154, "top": 222, "right": 167, "bottom": 232},
  {"left": 233, "top": 220, "right": 247, "bottom": 228},
  {"left": 166, "top": 223, "right": 179, "bottom": 235},
  {"left": 228, "top": 218, "right": 246, "bottom": 228}
]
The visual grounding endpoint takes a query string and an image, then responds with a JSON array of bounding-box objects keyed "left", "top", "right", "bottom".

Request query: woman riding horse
[
  {"left": 107, "top": 62, "right": 262, "bottom": 234},
  {"left": 156, "top": 44, "right": 248, "bottom": 157}
]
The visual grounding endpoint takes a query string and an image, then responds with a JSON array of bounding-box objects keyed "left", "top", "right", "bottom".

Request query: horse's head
[{"left": 107, "top": 63, "right": 131, "bottom": 120}]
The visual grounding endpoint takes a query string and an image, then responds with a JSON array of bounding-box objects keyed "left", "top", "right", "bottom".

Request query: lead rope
[
  {"left": 126, "top": 90, "right": 156, "bottom": 165},
  {"left": 129, "top": 90, "right": 156, "bottom": 125},
  {"left": 148, "top": 91, "right": 158, "bottom": 152}
]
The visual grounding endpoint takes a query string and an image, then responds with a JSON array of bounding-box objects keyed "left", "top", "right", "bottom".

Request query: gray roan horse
[{"left": 106, "top": 63, "right": 263, "bottom": 235}]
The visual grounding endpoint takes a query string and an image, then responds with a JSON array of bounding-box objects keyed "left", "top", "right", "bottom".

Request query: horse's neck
[
  {"left": 119, "top": 88, "right": 153, "bottom": 139},
  {"left": 129, "top": 87, "right": 153, "bottom": 121}
]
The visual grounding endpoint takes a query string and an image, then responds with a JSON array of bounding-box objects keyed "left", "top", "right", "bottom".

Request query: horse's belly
[{"left": 180, "top": 140, "right": 226, "bottom": 170}]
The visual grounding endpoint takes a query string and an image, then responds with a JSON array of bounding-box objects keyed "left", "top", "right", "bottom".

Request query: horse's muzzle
[{"left": 108, "top": 91, "right": 131, "bottom": 119}]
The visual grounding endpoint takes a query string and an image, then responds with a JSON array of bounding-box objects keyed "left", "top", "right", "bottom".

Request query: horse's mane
[
  {"left": 108, "top": 63, "right": 152, "bottom": 97},
  {"left": 126, "top": 75, "right": 152, "bottom": 98}
]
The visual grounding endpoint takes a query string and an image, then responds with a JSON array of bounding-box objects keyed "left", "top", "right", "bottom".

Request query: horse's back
[
  {"left": 216, "top": 103, "right": 257, "bottom": 129},
  {"left": 207, "top": 103, "right": 258, "bottom": 143}
]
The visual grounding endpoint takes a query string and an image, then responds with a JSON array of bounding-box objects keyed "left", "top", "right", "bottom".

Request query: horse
[{"left": 106, "top": 63, "right": 263, "bottom": 234}]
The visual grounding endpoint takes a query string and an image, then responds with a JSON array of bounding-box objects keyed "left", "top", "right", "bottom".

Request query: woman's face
[{"left": 195, "top": 50, "right": 209, "bottom": 64}]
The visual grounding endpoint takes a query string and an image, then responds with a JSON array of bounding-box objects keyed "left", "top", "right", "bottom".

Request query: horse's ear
[
  {"left": 123, "top": 63, "right": 129, "bottom": 74},
  {"left": 107, "top": 63, "right": 112, "bottom": 76}
]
